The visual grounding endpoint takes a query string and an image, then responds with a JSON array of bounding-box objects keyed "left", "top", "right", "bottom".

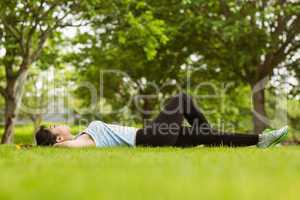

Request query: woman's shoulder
[
  {"left": 89, "top": 120, "right": 104, "bottom": 124},
  {"left": 88, "top": 120, "right": 106, "bottom": 128}
]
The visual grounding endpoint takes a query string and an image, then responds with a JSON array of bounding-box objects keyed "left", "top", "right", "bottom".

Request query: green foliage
[
  {"left": 1, "top": 0, "right": 299, "bottom": 136},
  {"left": 0, "top": 0, "right": 103, "bottom": 142},
  {"left": 288, "top": 99, "right": 300, "bottom": 131},
  {"left": 64, "top": 0, "right": 300, "bottom": 131},
  {"left": 184, "top": 0, "right": 300, "bottom": 84},
  {"left": 190, "top": 83, "right": 253, "bottom": 132},
  {"left": 119, "top": 10, "right": 169, "bottom": 60},
  {"left": 66, "top": 0, "right": 187, "bottom": 121}
]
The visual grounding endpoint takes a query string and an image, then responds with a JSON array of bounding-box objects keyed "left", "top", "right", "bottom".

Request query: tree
[
  {"left": 0, "top": 0, "right": 90, "bottom": 143},
  {"left": 64, "top": 0, "right": 299, "bottom": 133},
  {"left": 67, "top": 0, "right": 183, "bottom": 122},
  {"left": 180, "top": 0, "right": 300, "bottom": 133}
]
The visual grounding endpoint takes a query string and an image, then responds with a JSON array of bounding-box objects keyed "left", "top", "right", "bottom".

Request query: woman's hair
[{"left": 35, "top": 126, "right": 57, "bottom": 146}]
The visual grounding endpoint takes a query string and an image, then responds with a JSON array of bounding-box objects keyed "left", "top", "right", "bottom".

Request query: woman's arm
[{"left": 54, "top": 133, "right": 96, "bottom": 148}]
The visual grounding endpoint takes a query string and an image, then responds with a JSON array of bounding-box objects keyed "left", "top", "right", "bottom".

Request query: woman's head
[{"left": 35, "top": 125, "right": 73, "bottom": 146}]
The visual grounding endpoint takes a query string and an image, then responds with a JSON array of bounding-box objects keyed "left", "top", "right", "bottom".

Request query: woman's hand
[{"left": 54, "top": 141, "right": 70, "bottom": 147}]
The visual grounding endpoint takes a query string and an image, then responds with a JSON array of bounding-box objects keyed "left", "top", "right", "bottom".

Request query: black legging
[{"left": 135, "top": 93, "right": 258, "bottom": 147}]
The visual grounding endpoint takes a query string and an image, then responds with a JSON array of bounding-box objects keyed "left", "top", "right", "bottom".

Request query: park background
[
  {"left": 0, "top": 1, "right": 300, "bottom": 199},
  {"left": 0, "top": 0, "right": 299, "bottom": 144}
]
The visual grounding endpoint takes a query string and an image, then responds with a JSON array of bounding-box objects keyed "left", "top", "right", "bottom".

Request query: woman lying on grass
[{"left": 35, "top": 93, "right": 288, "bottom": 148}]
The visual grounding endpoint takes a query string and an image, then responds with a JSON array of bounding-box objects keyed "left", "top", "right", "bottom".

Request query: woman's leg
[
  {"left": 136, "top": 92, "right": 216, "bottom": 146},
  {"left": 135, "top": 93, "right": 186, "bottom": 146},
  {"left": 135, "top": 93, "right": 259, "bottom": 147},
  {"left": 174, "top": 93, "right": 259, "bottom": 146},
  {"left": 175, "top": 127, "right": 258, "bottom": 147}
]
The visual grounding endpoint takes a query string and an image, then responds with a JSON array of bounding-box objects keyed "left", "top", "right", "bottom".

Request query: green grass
[
  {"left": 0, "top": 126, "right": 300, "bottom": 200},
  {"left": 1, "top": 146, "right": 300, "bottom": 200}
]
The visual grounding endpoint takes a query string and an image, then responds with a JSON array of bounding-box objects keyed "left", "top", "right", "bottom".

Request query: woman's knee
[{"left": 167, "top": 92, "right": 191, "bottom": 106}]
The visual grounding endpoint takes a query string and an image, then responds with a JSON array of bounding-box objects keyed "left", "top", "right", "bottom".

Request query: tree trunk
[
  {"left": 251, "top": 84, "right": 268, "bottom": 134},
  {"left": 1, "top": 69, "right": 29, "bottom": 144},
  {"left": 1, "top": 93, "right": 17, "bottom": 144}
]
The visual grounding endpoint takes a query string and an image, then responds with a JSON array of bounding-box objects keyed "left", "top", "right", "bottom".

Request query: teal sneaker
[{"left": 257, "top": 126, "right": 289, "bottom": 148}]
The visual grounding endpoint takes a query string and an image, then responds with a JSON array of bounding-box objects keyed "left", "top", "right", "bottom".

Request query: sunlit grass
[
  {"left": 0, "top": 125, "right": 300, "bottom": 200},
  {"left": 0, "top": 146, "right": 300, "bottom": 200}
]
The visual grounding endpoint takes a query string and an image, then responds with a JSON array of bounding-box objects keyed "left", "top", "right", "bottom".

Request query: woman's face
[{"left": 49, "top": 125, "right": 73, "bottom": 143}]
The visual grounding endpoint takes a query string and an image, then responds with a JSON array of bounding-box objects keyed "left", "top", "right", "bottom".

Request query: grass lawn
[{"left": 0, "top": 126, "right": 300, "bottom": 200}]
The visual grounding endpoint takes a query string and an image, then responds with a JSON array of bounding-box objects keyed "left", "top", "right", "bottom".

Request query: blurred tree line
[{"left": 0, "top": 0, "right": 299, "bottom": 143}]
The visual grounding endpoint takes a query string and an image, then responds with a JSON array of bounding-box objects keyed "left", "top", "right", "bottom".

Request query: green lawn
[{"left": 0, "top": 126, "right": 300, "bottom": 200}]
